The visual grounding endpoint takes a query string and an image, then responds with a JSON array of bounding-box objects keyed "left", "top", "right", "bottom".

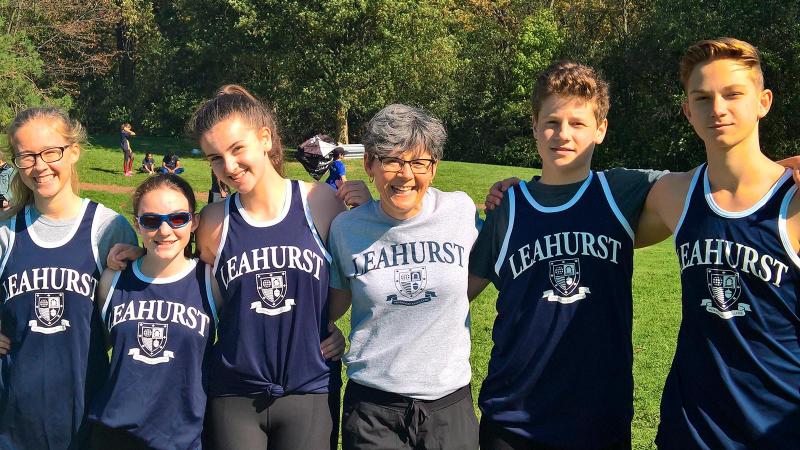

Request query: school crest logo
[
  {"left": 251, "top": 271, "right": 295, "bottom": 316},
  {"left": 129, "top": 323, "right": 174, "bottom": 365},
  {"left": 701, "top": 269, "right": 750, "bottom": 319},
  {"left": 29, "top": 292, "right": 70, "bottom": 334},
  {"left": 387, "top": 267, "right": 436, "bottom": 306},
  {"left": 542, "top": 259, "right": 591, "bottom": 304}
]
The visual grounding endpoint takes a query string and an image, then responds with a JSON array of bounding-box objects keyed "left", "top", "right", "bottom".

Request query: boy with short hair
[
  {"left": 636, "top": 37, "right": 800, "bottom": 449},
  {"left": 469, "top": 61, "right": 665, "bottom": 449},
  {"left": 158, "top": 151, "right": 184, "bottom": 175}
]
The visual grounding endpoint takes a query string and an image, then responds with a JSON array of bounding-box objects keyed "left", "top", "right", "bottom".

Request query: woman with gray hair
[{"left": 328, "top": 104, "right": 480, "bottom": 449}]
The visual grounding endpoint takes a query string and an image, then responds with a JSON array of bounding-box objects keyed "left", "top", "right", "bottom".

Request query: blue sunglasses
[{"left": 136, "top": 212, "right": 193, "bottom": 230}]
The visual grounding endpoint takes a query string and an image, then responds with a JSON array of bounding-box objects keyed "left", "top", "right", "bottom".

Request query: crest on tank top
[
  {"left": 386, "top": 267, "right": 437, "bottom": 306},
  {"left": 701, "top": 268, "right": 750, "bottom": 319},
  {"left": 129, "top": 322, "right": 174, "bottom": 364},
  {"left": 29, "top": 292, "right": 70, "bottom": 334},
  {"left": 542, "top": 259, "right": 591, "bottom": 304},
  {"left": 251, "top": 271, "right": 295, "bottom": 316}
]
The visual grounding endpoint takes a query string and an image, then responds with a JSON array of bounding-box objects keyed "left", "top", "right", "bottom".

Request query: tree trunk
[{"left": 336, "top": 102, "right": 349, "bottom": 144}]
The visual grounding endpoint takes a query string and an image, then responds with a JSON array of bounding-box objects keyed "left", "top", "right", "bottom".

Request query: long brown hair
[
  {"left": 4, "top": 107, "right": 85, "bottom": 218},
  {"left": 187, "top": 84, "right": 284, "bottom": 176}
]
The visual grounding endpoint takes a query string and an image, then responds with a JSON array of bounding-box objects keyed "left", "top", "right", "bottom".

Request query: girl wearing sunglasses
[
  {"left": 87, "top": 174, "right": 218, "bottom": 449},
  {"left": 0, "top": 107, "right": 137, "bottom": 450},
  {"left": 109, "top": 85, "right": 353, "bottom": 449}
]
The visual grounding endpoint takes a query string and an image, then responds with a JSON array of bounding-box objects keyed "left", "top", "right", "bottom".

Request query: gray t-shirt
[
  {"left": 0, "top": 200, "right": 137, "bottom": 273},
  {"left": 470, "top": 168, "right": 666, "bottom": 285},
  {"left": 329, "top": 188, "right": 479, "bottom": 400}
]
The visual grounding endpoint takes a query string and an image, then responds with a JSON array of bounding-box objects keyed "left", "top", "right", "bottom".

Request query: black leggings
[{"left": 208, "top": 393, "right": 339, "bottom": 450}]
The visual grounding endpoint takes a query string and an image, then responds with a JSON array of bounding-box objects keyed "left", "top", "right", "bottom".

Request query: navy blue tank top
[
  {"left": 0, "top": 200, "right": 108, "bottom": 450},
  {"left": 479, "top": 172, "right": 635, "bottom": 448},
  {"left": 211, "top": 180, "right": 334, "bottom": 398},
  {"left": 657, "top": 165, "right": 800, "bottom": 449},
  {"left": 90, "top": 258, "right": 216, "bottom": 450}
]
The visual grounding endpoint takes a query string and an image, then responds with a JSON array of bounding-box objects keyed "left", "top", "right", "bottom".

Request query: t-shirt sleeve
[
  {"left": 328, "top": 218, "right": 350, "bottom": 290},
  {"left": 468, "top": 194, "right": 510, "bottom": 286},
  {"left": 94, "top": 208, "right": 138, "bottom": 271},
  {"left": 336, "top": 160, "right": 346, "bottom": 177},
  {"left": 603, "top": 168, "right": 668, "bottom": 232}
]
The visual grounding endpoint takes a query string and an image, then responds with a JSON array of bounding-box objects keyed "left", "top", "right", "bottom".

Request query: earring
[{"left": 369, "top": 175, "right": 374, "bottom": 183}]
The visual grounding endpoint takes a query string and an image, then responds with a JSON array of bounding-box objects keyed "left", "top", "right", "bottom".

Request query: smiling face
[
  {"left": 135, "top": 186, "right": 197, "bottom": 261},
  {"left": 12, "top": 118, "right": 80, "bottom": 202},
  {"left": 682, "top": 58, "right": 772, "bottom": 151},
  {"left": 199, "top": 116, "right": 273, "bottom": 195},
  {"left": 533, "top": 95, "right": 607, "bottom": 182},
  {"left": 365, "top": 147, "right": 438, "bottom": 220}
]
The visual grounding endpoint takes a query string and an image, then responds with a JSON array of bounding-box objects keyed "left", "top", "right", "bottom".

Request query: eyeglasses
[
  {"left": 377, "top": 156, "right": 436, "bottom": 174},
  {"left": 13, "top": 145, "right": 68, "bottom": 169},
  {"left": 136, "top": 212, "right": 193, "bottom": 230}
]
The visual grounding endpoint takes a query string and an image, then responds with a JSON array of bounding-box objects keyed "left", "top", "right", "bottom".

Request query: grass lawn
[{"left": 23, "top": 134, "right": 680, "bottom": 449}]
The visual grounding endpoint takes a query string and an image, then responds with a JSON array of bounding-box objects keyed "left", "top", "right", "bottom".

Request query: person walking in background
[
  {"left": 0, "top": 107, "right": 137, "bottom": 450},
  {"left": 0, "top": 158, "right": 15, "bottom": 210},
  {"left": 325, "top": 147, "right": 347, "bottom": 190},
  {"left": 120, "top": 123, "right": 136, "bottom": 177},
  {"left": 158, "top": 151, "right": 184, "bottom": 175},
  {"left": 140, "top": 152, "right": 155, "bottom": 174}
]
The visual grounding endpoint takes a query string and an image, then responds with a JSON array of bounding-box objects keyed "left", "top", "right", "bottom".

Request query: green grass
[{"left": 68, "top": 135, "right": 677, "bottom": 449}]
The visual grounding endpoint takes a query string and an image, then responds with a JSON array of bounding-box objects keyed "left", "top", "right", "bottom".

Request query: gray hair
[{"left": 362, "top": 104, "right": 446, "bottom": 161}]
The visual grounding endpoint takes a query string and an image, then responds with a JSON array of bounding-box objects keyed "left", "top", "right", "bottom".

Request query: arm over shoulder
[
  {"left": 95, "top": 207, "right": 138, "bottom": 271},
  {"left": 96, "top": 268, "right": 120, "bottom": 313},
  {"left": 785, "top": 190, "right": 800, "bottom": 254},
  {"left": 468, "top": 192, "right": 510, "bottom": 286},
  {"left": 196, "top": 200, "right": 227, "bottom": 266},
  {"left": 304, "top": 180, "right": 347, "bottom": 245},
  {"left": 634, "top": 170, "right": 696, "bottom": 248}
]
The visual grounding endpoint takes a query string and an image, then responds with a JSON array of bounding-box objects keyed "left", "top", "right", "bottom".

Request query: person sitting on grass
[
  {"left": 140, "top": 152, "right": 155, "bottom": 174},
  {"left": 158, "top": 152, "right": 184, "bottom": 175}
]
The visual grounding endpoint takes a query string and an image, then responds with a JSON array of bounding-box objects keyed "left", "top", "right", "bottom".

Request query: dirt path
[{"left": 80, "top": 182, "right": 207, "bottom": 201}]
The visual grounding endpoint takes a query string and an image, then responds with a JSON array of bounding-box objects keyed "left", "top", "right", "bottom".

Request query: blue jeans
[{"left": 158, "top": 167, "right": 184, "bottom": 174}]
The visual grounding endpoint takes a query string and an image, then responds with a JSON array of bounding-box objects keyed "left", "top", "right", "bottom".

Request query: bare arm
[
  {"left": 786, "top": 191, "right": 800, "bottom": 254},
  {"left": 634, "top": 171, "right": 696, "bottom": 248},
  {"left": 195, "top": 201, "right": 226, "bottom": 266},
  {"left": 329, "top": 287, "right": 352, "bottom": 321},
  {"left": 305, "top": 181, "right": 347, "bottom": 245},
  {"left": 468, "top": 273, "right": 490, "bottom": 301},
  {"left": 96, "top": 268, "right": 119, "bottom": 316}
]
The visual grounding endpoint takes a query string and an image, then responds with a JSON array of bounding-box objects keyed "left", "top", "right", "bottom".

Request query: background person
[
  {"left": 0, "top": 107, "right": 137, "bottom": 450},
  {"left": 325, "top": 147, "right": 347, "bottom": 190},
  {"left": 328, "top": 104, "right": 480, "bottom": 450},
  {"left": 0, "top": 158, "right": 15, "bottom": 210},
  {"left": 158, "top": 151, "right": 184, "bottom": 175},
  {"left": 120, "top": 123, "right": 136, "bottom": 176},
  {"left": 140, "top": 152, "right": 155, "bottom": 174}
]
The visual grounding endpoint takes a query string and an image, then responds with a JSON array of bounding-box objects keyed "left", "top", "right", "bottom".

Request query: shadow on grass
[{"left": 91, "top": 167, "right": 119, "bottom": 175}]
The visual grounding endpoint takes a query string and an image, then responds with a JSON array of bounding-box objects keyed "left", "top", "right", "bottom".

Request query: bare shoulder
[
  {"left": 196, "top": 200, "right": 226, "bottom": 265},
  {"left": 645, "top": 168, "right": 698, "bottom": 228},
  {"left": 303, "top": 181, "right": 346, "bottom": 244}
]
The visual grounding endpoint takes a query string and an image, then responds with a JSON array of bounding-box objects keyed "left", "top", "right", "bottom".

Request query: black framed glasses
[
  {"left": 12, "top": 145, "right": 68, "bottom": 169},
  {"left": 377, "top": 156, "right": 436, "bottom": 174},
  {"left": 136, "top": 212, "right": 193, "bottom": 230}
]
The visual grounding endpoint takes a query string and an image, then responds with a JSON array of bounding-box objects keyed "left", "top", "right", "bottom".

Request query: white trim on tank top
[
  {"left": 234, "top": 178, "right": 292, "bottom": 227},
  {"left": 597, "top": 171, "right": 634, "bottom": 241},
  {"left": 519, "top": 171, "right": 594, "bottom": 213},
  {"left": 0, "top": 216, "right": 16, "bottom": 284},
  {"left": 778, "top": 185, "right": 800, "bottom": 270},
  {"left": 494, "top": 187, "right": 516, "bottom": 276},
  {"left": 204, "top": 263, "right": 219, "bottom": 324},
  {"left": 674, "top": 165, "right": 704, "bottom": 237},
  {"left": 133, "top": 257, "right": 198, "bottom": 284},
  {"left": 25, "top": 198, "right": 89, "bottom": 248},
  {"left": 703, "top": 167, "right": 791, "bottom": 218},
  {"left": 101, "top": 270, "right": 123, "bottom": 323},
  {"left": 297, "top": 181, "right": 332, "bottom": 262},
  {"left": 212, "top": 195, "right": 232, "bottom": 274}
]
